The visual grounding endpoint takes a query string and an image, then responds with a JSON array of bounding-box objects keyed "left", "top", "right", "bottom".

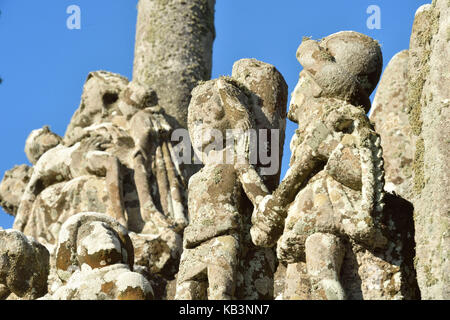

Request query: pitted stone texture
[
  {"left": 275, "top": 193, "right": 419, "bottom": 300},
  {"left": 0, "top": 229, "right": 50, "bottom": 299},
  {"left": 408, "top": 0, "right": 450, "bottom": 299},
  {"left": 176, "top": 66, "right": 287, "bottom": 299},
  {"left": 0, "top": 164, "right": 32, "bottom": 216},
  {"left": 370, "top": 50, "right": 415, "bottom": 201},
  {"left": 295, "top": 31, "right": 382, "bottom": 113},
  {"left": 54, "top": 213, "right": 133, "bottom": 279},
  {"left": 251, "top": 32, "right": 419, "bottom": 300},
  {"left": 232, "top": 59, "right": 288, "bottom": 192},
  {"left": 129, "top": 230, "right": 182, "bottom": 277},
  {"left": 25, "top": 126, "right": 62, "bottom": 165},
  {"left": 133, "top": 0, "right": 216, "bottom": 129},
  {"left": 64, "top": 71, "right": 129, "bottom": 146},
  {"left": 45, "top": 264, "right": 153, "bottom": 300},
  {"left": 44, "top": 212, "right": 153, "bottom": 300}
]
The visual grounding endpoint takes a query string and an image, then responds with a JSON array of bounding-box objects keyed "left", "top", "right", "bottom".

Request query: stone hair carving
[
  {"left": 0, "top": 229, "right": 50, "bottom": 300},
  {"left": 46, "top": 212, "right": 153, "bottom": 300},
  {"left": 251, "top": 31, "right": 387, "bottom": 299}
]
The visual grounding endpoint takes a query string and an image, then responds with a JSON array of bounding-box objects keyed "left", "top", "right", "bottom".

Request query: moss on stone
[
  {"left": 407, "top": 4, "right": 440, "bottom": 137},
  {"left": 413, "top": 138, "right": 425, "bottom": 193}
]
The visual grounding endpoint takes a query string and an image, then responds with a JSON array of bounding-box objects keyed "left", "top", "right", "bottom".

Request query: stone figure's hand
[{"left": 250, "top": 195, "right": 286, "bottom": 247}]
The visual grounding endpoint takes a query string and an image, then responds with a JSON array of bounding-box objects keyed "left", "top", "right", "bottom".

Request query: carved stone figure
[
  {"left": 0, "top": 228, "right": 50, "bottom": 300},
  {"left": 0, "top": 165, "right": 32, "bottom": 216},
  {"left": 118, "top": 81, "right": 188, "bottom": 234},
  {"left": 13, "top": 121, "right": 130, "bottom": 232},
  {"left": 251, "top": 32, "right": 394, "bottom": 299},
  {"left": 175, "top": 77, "right": 267, "bottom": 299},
  {"left": 25, "top": 126, "right": 62, "bottom": 165},
  {"left": 175, "top": 65, "right": 288, "bottom": 299},
  {"left": 44, "top": 212, "right": 153, "bottom": 300}
]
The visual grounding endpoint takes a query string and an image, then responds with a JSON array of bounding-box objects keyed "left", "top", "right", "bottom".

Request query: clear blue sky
[{"left": 0, "top": 0, "right": 428, "bottom": 228}]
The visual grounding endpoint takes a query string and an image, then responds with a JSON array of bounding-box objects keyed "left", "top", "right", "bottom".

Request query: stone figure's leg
[
  {"left": 86, "top": 151, "right": 127, "bottom": 226},
  {"left": 305, "top": 232, "right": 345, "bottom": 300},
  {"left": 206, "top": 235, "right": 239, "bottom": 300},
  {"left": 175, "top": 280, "right": 208, "bottom": 300},
  {"left": 276, "top": 184, "right": 316, "bottom": 263},
  {"left": 175, "top": 245, "right": 209, "bottom": 300},
  {"left": 106, "top": 157, "right": 127, "bottom": 226},
  {"left": 154, "top": 145, "right": 171, "bottom": 218},
  {"left": 161, "top": 141, "right": 187, "bottom": 230},
  {"left": 133, "top": 152, "right": 172, "bottom": 231}
]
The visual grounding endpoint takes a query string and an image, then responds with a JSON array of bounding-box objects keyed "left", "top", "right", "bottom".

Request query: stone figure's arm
[
  {"left": 325, "top": 136, "right": 363, "bottom": 191},
  {"left": 236, "top": 162, "right": 270, "bottom": 205},
  {"left": 272, "top": 142, "right": 321, "bottom": 208}
]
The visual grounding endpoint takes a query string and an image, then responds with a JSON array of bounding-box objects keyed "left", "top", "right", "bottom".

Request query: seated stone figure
[
  {"left": 13, "top": 122, "right": 130, "bottom": 231},
  {"left": 13, "top": 71, "right": 133, "bottom": 235},
  {"left": 0, "top": 228, "right": 50, "bottom": 300},
  {"left": 45, "top": 212, "right": 153, "bottom": 300},
  {"left": 117, "top": 81, "right": 188, "bottom": 234},
  {"left": 175, "top": 78, "right": 272, "bottom": 300},
  {"left": 251, "top": 31, "right": 388, "bottom": 299}
]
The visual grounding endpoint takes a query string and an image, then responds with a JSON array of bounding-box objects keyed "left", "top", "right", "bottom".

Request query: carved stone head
[
  {"left": 55, "top": 212, "right": 134, "bottom": 281},
  {"left": 24, "top": 126, "right": 62, "bottom": 164},
  {"left": 188, "top": 77, "right": 253, "bottom": 162},
  {"left": 289, "top": 31, "right": 383, "bottom": 122},
  {"left": 118, "top": 81, "right": 159, "bottom": 119}
]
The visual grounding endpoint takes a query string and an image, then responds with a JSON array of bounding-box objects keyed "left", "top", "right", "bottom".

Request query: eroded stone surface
[
  {"left": 133, "top": 0, "right": 216, "bottom": 129},
  {"left": 0, "top": 164, "right": 32, "bottom": 216},
  {"left": 175, "top": 59, "right": 287, "bottom": 300},
  {"left": 251, "top": 31, "right": 419, "bottom": 300},
  {"left": 370, "top": 50, "right": 415, "bottom": 201},
  {"left": 0, "top": 229, "right": 50, "bottom": 299},
  {"left": 25, "top": 126, "right": 62, "bottom": 165},
  {"left": 407, "top": 0, "right": 450, "bottom": 299},
  {"left": 43, "top": 212, "right": 153, "bottom": 300}
]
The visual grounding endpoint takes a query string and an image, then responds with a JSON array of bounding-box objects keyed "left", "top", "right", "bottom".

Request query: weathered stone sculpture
[
  {"left": 0, "top": 164, "right": 32, "bottom": 216},
  {"left": 45, "top": 212, "right": 153, "bottom": 300},
  {"left": 370, "top": 50, "right": 416, "bottom": 201},
  {"left": 25, "top": 126, "right": 62, "bottom": 165},
  {"left": 407, "top": 1, "right": 450, "bottom": 299},
  {"left": 119, "top": 81, "right": 188, "bottom": 234},
  {"left": 0, "top": 228, "right": 50, "bottom": 300},
  {"left": 14, "top": 115, "right": 130, "bottom": 233},
  {"left": 175, "top": 77, "right": 270, "bottom": 299},
  {"left": 251, "top": 32, "right": 419, "bottom": 299},
  {"left": 176, "top": 59, "right": 288, "bottom": 299}
]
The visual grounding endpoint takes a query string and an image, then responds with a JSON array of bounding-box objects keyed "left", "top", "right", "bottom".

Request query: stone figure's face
[
  {"left": 289, "top": 32, "right": 382, "bottom": 115},
  {"left": 288, "top": 70, "right": 322, "bottom": 124},
  {"left": 188, "top": 85, "right": 230, "bottom": 157},
  {"left": 118, "top": 82, "right": 158, "bottom": 119},
  {"left": 82, "top": 78, "right": 120, "bottom": 121},
  {"left": 76, "top": 221, "right": 124, "bottom": 269}
]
